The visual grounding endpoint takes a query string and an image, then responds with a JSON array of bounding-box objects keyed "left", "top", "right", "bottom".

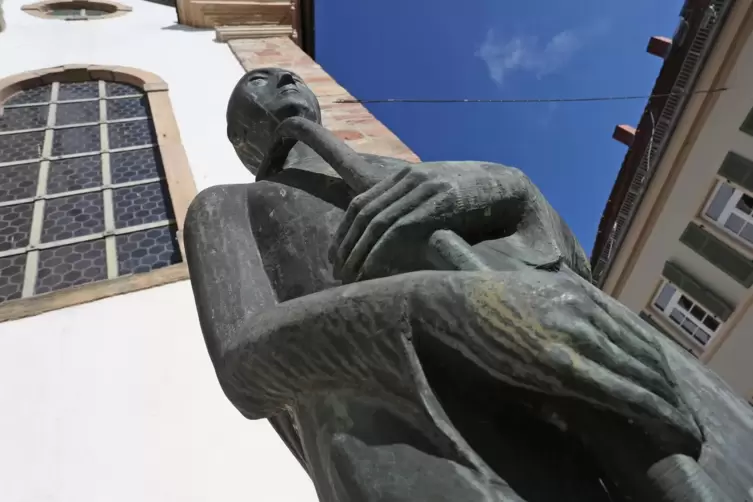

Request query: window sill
[{"left": 0, "top": 262, "right": 188, "bottom": 323}]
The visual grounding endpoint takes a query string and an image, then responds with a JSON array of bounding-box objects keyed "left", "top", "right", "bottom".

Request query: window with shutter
[
  {"left": 651, "top": 279, "right": 723, "bottom": 348},
  {"left": 717, "top": 152, "right": 753, "bottom": 193},
  {"left": 702, "top": 180, "right": 753, "bottom": 247},
  {"left": 679, "top": 222, "right": 753, "bottom": 286}
]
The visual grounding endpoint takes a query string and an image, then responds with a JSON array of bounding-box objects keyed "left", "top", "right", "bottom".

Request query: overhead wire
[
  {"left": 337, "top": 87, "right": 730, "bottom": 275},
  {"left": 335, "top": 87, "right": 728, "bottom": 104}
]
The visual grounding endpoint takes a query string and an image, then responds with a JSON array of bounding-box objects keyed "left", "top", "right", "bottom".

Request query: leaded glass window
[{"left": 0, "top": 80, "right": 182, "bottom": 305}]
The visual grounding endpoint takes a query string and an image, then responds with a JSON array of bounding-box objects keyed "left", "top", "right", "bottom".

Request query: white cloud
[{"left": 476, "top": 22, "right": 608, "bottom": 86}]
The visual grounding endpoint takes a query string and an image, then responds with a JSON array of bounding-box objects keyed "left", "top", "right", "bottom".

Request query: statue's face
[{"left": 227, "top": 68, "right": 321, "bottom": 174}]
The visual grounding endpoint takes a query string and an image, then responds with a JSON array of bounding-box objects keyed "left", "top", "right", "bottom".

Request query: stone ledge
[{"left": 216, "top": 24, "right": 294, "bottom": 42}]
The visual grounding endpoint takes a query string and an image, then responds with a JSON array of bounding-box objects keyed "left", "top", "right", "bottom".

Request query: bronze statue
[{"left": 184, "top": 68, "right": 753, "bottom": 501}]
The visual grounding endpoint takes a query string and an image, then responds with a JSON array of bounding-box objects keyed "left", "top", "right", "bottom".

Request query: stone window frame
[
  {"left": 0, "top": 65, "right": 196, "bottom": 323},
  {"left": 21, "top": 0, "right": 131, "bottom": 21}
]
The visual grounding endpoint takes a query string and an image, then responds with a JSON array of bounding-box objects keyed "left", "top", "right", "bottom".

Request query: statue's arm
[
  {"left": 184, "top": 184, "right": 698, "bottom": 455},
  {"left": 190, "top": 245, "right": 699, "bottom": 459},
  {"left": 207, "top": 271, "right": 434, "bottom": 420},
  {"left": 472, "top": 162, "right": 592, "bottom": 280},
  {"left": 330, "top": 160, "right": 593, "bottom": 282}
]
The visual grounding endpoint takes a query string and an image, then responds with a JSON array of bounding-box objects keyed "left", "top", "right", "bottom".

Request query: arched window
[{"left": 0, "top": 66, "right": 195, "bottom": 321}]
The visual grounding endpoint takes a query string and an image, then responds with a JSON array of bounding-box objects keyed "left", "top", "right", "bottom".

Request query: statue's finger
[
  {"left": 587, "top": 300, "right": 669, "bottom": 386},
  {"left": 547, "top": 315, "right": 679, "bottom": 407},
  {"left": 546, "top": 342, "right": 701, "bottom": 454},
  {"left": 330, "top": 168, "right": 411, "bottom": 268},
  {"left": 584, "top": 279, "right": 661, "bottom": 350},
  {"left": 340, "top": 184, "right": 437, "bottom": 283}
]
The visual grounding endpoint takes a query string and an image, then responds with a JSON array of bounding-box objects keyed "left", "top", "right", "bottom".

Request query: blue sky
[{"left": 315, "top": 0, "right": 684, "bottom": 256}]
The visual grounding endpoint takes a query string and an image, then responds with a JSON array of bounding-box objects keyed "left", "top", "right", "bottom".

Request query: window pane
[
  {"left": 110, "top": 147, "right": 162, "bottom": 183},
  {"left": 0, "top": 254, "right": 26, "bottom": 303},
  {"left": 0, "top": 203, "right": 33, "bottom": 252},
  {"left": 654, "top": 283, "right": 676, "bottom": 311},
  {"left": 737, "top": 193, "right": 753, "bottom": 215},
  {"left": 0, "top": 163, "right": 40, "bottom": 202},
  {"left": 703, "top": 317, "right": 720, "bottom": 332},
  {"left": 724, "top": 213, "right": 745, "bottom": 234},
  {"left": 678, "top": 295, "right": 693, "bottom": 311},
  {"left": 108, "top": 120, "right": 156, "bottom": 149},
  {"left": 681, "top": 318, "right": 698, "bottom": 335},
  {"left": 47, "top": 155, "right": 102, "bottom": 194},
  {"left": 107, "top": 97, "right": 149, "bottom": 120},
  {"left": 694, "top": 330, "right": 711, "bottom": 346},
  {"left": 35, "top": 240, "right": 107, "bottom": 294},
  {"left": 4, "top": 85, "right": 52, "bottom": 106},
  {"left": 0, "top": 105, "right": 49, "bottom": 132},
  {"left": 706, "top": 183, "right": 735, "bottom": 221},
  {"left": 58, "top": 82, "right": 99, "bottom": 102},
  {"left": 112, "top": 182, "right": 173, "bottom": 229},
  {"left": 670, "top": 309, "right": 685, "bottom": 325},
  {"left": 56, "top": 101, "right": 99, "bottom": 126},
  {"left": 116, "top": 225, "right": 181, "bottom": 275},
  {"left": 106, "top": 82, "right": 143, "bottom": 98},
  {"left": 41, "top": 192, "right": 104, "bottom": 243},
  {"left": 0, "top": 131, "right": 45, "bottom": 163},
  {"left": 51, "top": 125, "right": 100, "bottom": 156},
  {"left": 689, "top": 305, "right": 706, "bottom": 322},
  {"left": 741, "top": 223, "right": 753, "bottom": 245}
]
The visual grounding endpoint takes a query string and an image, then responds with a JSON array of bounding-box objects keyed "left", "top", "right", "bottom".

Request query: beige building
[{"left": 591, "top": 0, "right": 753, "bottom": 401}]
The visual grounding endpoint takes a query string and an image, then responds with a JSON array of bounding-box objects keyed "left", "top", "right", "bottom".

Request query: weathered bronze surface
[{"left": 185, "top": 68, "right": 753, "bottom": 501}]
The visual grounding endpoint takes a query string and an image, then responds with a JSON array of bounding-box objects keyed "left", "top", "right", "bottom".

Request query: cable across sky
[{"left": 335, "top": 87, "right": 728, "bottom": 104}]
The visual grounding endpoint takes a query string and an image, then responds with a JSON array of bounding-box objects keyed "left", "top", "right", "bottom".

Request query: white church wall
[{"left": 0, "top": 1, "right": 317, "bottom": 500}]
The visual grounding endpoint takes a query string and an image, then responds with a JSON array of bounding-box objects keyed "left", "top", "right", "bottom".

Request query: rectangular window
[
  {"left": 652, "top": 280, "right": 722, "bottom": 347},
  {"left": 703, "top": 180, "right": 753, "bottom": 247}
]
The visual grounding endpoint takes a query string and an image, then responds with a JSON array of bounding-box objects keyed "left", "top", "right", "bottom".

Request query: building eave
[
  {"left": 174, "top": 0, "right": 315, "bottom": 59},
  {"left": 590, "top": 0, "right": 734, "bottom": 287}
]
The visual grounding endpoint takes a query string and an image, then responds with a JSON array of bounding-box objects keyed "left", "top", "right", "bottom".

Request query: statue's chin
[{"left": 273, "top": 100, "right": 319, "bottom": 124}]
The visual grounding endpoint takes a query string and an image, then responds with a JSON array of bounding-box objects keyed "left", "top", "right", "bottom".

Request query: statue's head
[{"left": 227, "top": 68, "right": 322, "bottom": 174}]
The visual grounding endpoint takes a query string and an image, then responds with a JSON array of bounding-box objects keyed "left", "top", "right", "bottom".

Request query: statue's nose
[{"left": 277, "top": 73, "right": 295, "bottom": 87}]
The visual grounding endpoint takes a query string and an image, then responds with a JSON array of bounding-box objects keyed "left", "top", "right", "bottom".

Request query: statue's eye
[{"left": 248, "top": 76, "right": 266, "bottom": 87}]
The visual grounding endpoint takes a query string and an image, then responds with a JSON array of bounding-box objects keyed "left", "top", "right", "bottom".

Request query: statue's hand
[
  {"left": 330, "top": 163, "right": 541, "bottom": 282},
  {"left": 456, "top": 269, "right": 703, "bottom": 457}
]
